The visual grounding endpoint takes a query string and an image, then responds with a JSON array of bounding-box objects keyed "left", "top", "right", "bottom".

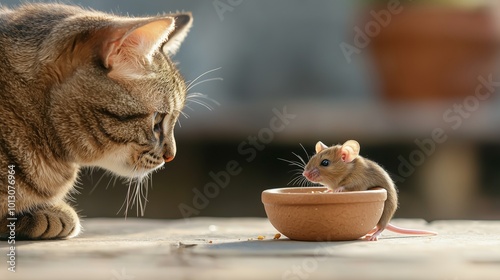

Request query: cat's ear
[
  {"left": 101, "top": 17, "right": 174, "bottom": 69},
  {"left": 100, "top": 13, "right": 192, "bottom": 76},
  {"left": 162, "top": 13, "right": 193, "bottom": 55},
  {"left": 315, "top": 141, "right": 328, "bottom": 154},
  {"left": 340, "top": 140, "right": 360, "bottom": 163}
]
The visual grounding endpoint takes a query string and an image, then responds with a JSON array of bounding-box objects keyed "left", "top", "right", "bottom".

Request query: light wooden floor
[{"left": 1, "top": 218, "right": 499, "bottom": 280}]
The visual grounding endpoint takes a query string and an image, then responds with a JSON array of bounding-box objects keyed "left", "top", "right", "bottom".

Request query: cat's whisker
[
  {"left": 186, "top": 98, "right": 215, "bottom": 111},
  {"left": 137, "top": 175, "right": 150, "bottom": 217},
  {"left": 144, "top": 176, "right": 150, "bottom": 201},
  {"left": 89, "top": 170, "right": 109, "bottom": 194},
  {"left": 118, "top": 177, "right": 134, "bottom": 218},
  {"left": 129, "top": 168, "right": 142, "bottom": 214},
  {"left": 108, "top": 175, "right": 119, "bottom": 190},
  {"left": 119, "top": 160, "right": 141, "bottom": 217},
  {"left": 121, "top": 155, "right": 153, "bottom": 217},
  {"left": 181, "top": 104, "right": 192, "bottom": 113},
  {"left": 186, "top": 67, "right": 222, "bottom": 90},
  {"left": 182, "top": 70, "right": 222, "bottom": 121},
  {"left": 135, "top": 181, "right": 141, "bottom": 217},
  {"left": 67, "top": 182, "right": 81, "bottom": 202},
  {"left": 186, "top": 92, "right": 220, "bottom": 111},
  {"left": 178, "top": 109, "right": 190, "bottom": 119},
  {"left": 175, "top": 108, "right": 190, "bottom": 126},
  {"left": 186, "top": 92, "right": 220, "bottom": 103},
  {"left": 187, "top": 77, "right": 223, "bottom": 92},
  {"left": 142, "top": 182, "right": 149, "bottom": 216}
]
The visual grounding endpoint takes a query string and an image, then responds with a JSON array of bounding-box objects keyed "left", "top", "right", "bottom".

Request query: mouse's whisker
[
  {"left": 299, "top": 143, "right": 311, "bottom": 161},
  {"left": 288, "top": 175, "right": 302, "bottom": 186},
  {"left": 288, "top": 168, "right": 304, "bottom": 175},
  {"left": 295, "top": 178, "right": 305, "bottom": 187},
  {"left": 280, "top": 144, "right": 318, "bottom": 186},
  {"left": 299, "top": 176, "right": 309, "bottom": 187},
  {"left": 278, "top": 158, "right": 305, "bottom": 169},
  {"left": 292, "top": 151, "right": 307, "bottom": 166},
  {"left": 288, "top": 172, "right": 308, "bottom": 186}
]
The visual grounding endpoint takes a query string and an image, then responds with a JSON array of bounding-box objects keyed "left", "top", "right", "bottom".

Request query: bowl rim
[{"left": 261, "top": 186, "right": 387, "bottom": 205}]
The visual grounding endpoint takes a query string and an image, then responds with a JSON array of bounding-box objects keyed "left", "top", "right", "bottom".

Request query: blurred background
[{"left": 7, "top": 0, "right": 500, "bottom": 220}]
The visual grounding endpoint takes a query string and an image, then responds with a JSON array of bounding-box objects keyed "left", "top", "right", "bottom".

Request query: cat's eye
[
  {"left": 320, "top": 159, "right": 330, "bottom": 167},
  {"left": 153, "top": 112, "right": 165, "bottom": 133}
]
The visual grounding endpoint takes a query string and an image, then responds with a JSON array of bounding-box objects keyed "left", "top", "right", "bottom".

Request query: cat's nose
[
  {"left": 163, "top": 136, "right": 176, "bottom": 163},
  {"left": 163, "top": 154, "right": 175, "bottom": 163}
]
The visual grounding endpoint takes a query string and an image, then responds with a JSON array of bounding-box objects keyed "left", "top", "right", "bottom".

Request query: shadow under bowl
[{"left": 262, "top": 187, "right": 387, "bottom": 241}]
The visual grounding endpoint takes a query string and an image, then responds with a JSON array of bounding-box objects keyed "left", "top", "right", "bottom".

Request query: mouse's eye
[{"left": 320, "top": 159, "right": 330, "bottom": 167}]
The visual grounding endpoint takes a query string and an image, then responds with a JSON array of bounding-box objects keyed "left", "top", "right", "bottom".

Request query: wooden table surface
[{"left": 1, "top": 218, "right": 499, "bottom": 280}]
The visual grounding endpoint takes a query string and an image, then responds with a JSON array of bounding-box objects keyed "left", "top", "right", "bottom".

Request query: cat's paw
[
  {"left": 1, "top": 203, "right": 81, "bottom": 240},
  {"left": 333, "top": 186, "right": 345, "bottom": 193}
]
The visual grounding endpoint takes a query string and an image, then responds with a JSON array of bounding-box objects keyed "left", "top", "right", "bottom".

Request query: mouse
[{"left": 302, "top": 140, "right": 437, "bottom": 241}]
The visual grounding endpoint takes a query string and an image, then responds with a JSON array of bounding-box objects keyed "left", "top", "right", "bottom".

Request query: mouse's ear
[
  {"left": 340, "top": 140, "right": 360, "bottom": 162},
  {"left": 315, "top": 141, "right": 328, "bottom": 153}
]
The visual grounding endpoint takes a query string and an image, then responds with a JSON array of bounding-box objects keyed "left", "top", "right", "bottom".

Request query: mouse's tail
[{"left": 385, "top": 223, "right": 437, "bottom": 236}]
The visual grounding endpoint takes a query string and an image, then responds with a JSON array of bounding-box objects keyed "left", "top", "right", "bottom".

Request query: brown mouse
[{"left": 302, "top": 140, "right": 437, "bottom": 241}]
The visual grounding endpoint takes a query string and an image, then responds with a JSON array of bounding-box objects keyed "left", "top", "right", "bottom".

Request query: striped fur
[{"left": 0, "top": 3, "right": 192, "bottom": 239}]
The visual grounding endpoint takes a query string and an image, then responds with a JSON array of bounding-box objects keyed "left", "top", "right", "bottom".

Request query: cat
[{"left": 0, "top": 3, "right": 192, "bottom": 240}]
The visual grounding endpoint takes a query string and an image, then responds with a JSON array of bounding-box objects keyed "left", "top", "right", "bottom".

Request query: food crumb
[
  {"left": 273, "top": 233, "right": 281, "bottom": 239},
  {"left": 257, "top": 235, "right": 265, "bottom": 240}
]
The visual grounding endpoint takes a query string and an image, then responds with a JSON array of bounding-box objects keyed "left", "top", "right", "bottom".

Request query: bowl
[{"left": 261, "top": 187, "right": 387, "bottom": 241}]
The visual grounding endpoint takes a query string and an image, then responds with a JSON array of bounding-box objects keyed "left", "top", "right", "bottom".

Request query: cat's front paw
[
  {"left": 1, "top": 202, "right": 81, "bottom": 240},
  {"left": 333, "top": 186, "right": 345, "bottom": 193}
]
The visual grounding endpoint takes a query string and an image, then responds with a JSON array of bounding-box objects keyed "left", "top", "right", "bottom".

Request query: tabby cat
[{"left": 0, "top": 3, "right": 192, "bottom": 239}]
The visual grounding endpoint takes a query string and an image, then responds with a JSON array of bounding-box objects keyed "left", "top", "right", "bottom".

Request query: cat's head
[{"left": 45, "top": 8, "right": 193, "bottom": 179}]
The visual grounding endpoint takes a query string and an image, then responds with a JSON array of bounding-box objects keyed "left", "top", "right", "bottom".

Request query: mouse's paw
[
  {"left": 362, "top": 228, "right": 383, "bottom": 241},
  {"left": 362, "top": 234, "right": 379, "bottom": 241}
]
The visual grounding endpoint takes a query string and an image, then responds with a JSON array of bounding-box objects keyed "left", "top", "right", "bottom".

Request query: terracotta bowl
[{"left": 261, "top": 187, "right": 387, "bottom": 241}]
